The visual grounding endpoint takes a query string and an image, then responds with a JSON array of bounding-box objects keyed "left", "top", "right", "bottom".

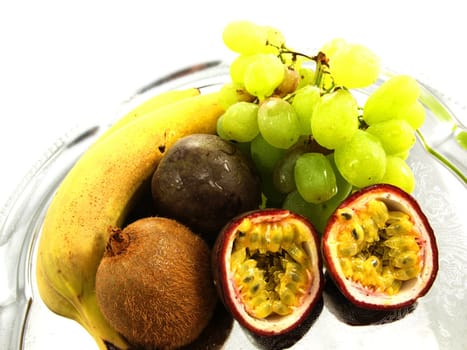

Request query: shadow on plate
[
  {"left": 245, "top": 297, "right": 324, "bottom": 350},
  {"left": 107, "top": 302, "right": 234, "bottom": 350},
  {"left": 180, "top": 302, "right": 234, "bottom": 350}
]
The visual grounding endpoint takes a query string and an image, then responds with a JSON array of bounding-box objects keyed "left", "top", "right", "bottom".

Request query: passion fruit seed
[
  {"left": 230, "top": 218, "right": 313, "bottom": 319},
  {"left": 336, "top": 198, "right": 422, "bottom": 295}
]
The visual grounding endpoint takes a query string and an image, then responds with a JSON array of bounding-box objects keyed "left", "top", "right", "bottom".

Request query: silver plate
[{"left": 1, "top": 61, "right": 466, "bottom": 350}]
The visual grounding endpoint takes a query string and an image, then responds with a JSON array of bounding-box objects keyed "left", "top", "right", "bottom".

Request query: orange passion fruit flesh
[
  {"left": 324, "top": 188, "right": 437, "bottom": 308},
  {"left": 228, "top": 213, "right": 319, "bottom": 320}
]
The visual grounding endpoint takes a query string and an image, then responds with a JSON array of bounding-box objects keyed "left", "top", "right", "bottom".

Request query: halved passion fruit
[
  {"left": 212, "top": 209, "right": 323, "bottom": 336},
  {"left": 322, "top": 184, "right": 438, "bottom": 310}
]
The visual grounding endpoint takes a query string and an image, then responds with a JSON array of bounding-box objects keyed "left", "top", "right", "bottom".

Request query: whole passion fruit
[
  {"left": 212, "top": 209, "right": 323, "bottom": 336},
  {"left": 322, "top": 184, "right": 438, "bottom": 310},
  {"left": 151, "top": 134, "right": 261, "bottom": 242}
]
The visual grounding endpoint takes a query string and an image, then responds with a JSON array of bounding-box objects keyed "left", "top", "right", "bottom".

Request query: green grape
[
  {"left": 273, "top": 150, "right": 300, "bottom": 194},
  {"left": 320, "top": 71, "right": 335, "bottom": 92},
  {"left": 216, "top": 114, "right": 229, "bottom": 140},
  {"left": 291, "top": 85, "right": 321, "bottom": 135},
  {"left": 328, "top": 43, "right": 381, "bottom": 88},
  {"left": 327, "top": 153, "right": 353, "bottom": 204},
  {"left": 257, "top": 97, "right": 301, "bottom": 149},
  {"left": 250, "top": 133, "right": 286, "bottom": 175},
  {"left": 393, "top": 149, "right": 410, "bottom": 160},
  {"left": 297, "top": 67, "right": 315, "bottom": 89},
  {"left": 260, "top": 25, "right": 285, "bottom": 55},
  {"left": 381, "top": 155, "right": 415, "bottom": 193},
  {"left": 334, "top": 129, "right": 386, "bottom": 188},
  {"left": 221, "top": 101, "right": 259, "bottom": 142},
  {"left": 309, "top": 189, "right": 347, "bottom": 233},
  {"left": 283, "top": 187, "right": 342, "bottom": 234},
  {"left": 285, "top": 52, "right": 310, "bottom": 70},
  {"left": 363, "top": 75, "right": 422, "bottom": 126},
  {"left": 250, "top": 132, "right": 287, "bottom": 207},
  {"left": 218, "top": 82, "right": 254, "bottom": 110},
  {"left": 283, "top": 154, "right": 352, "bottom": 233},
  {"left": 282, "top": 190, "right": 321, "bottom": 227},
  {"left": 393, "top": 100, "right": 426, "bottom": 130},
  {"left": 294, "top": 152, "right": 337, "bottom": 203},
  {"left": 244, "top": 54, "right": 285, "bottom": 99},
  {"left": 235, "top": 141, "right": 251, "bottom": 157},
  {"left": 261, "top": 174, "right": 286, "bottom": 208},
  {"left": 272, "top": 136, "right": 326, "bottom": 194},
  {"left": 222, "top": 20, "right": 268, "bottom": 55},
  {"left": 275, "top": 67, "right": 300, "bottom": 97},
  {"left": 311, "top": 89, "right": 359, "bottom": 150},
  {"left": 263, "top": 25, "right": 285, "bottom": 47},
  {"left": 230, "top": 55, "right": 257, "bottom": 84},
  {"left": 320, "top": 38, "right": 347, "bottom": 58},
  {"left": 313, "top": 154, "right": 352, "bottom": 229},
  {"left": 272, "top": 142, "right": 308, "bottom": 194},
  {"left": 387, "top": 75, "right": 422, "bottom": 103},
  {"left": 279, "top": 51, "right": 298, "bottom": 68},
  {"left": 366, "top": 119, "right": 415, "bottom": 155}
]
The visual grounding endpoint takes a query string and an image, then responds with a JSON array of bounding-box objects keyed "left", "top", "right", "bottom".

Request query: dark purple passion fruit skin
[
  {"left": 151, "top": 133, "right": 262, "bottom": 243},
  {"left": 212, "top": 208, "right": 324, "bottom": 336},
  {"left": 322, "top": 183, "right": 439, "bottom": 310}
]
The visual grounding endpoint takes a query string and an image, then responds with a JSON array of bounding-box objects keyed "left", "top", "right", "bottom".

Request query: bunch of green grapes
[
  {"left": 216, "top": 20, "right": 425, "bottom": 233},
  {"left": 333, "top": 75, "right": 424, "bottom": 194}
]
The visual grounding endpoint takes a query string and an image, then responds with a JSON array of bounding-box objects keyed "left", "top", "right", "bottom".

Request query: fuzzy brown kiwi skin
[{"left": 95, "top": 217, "right": 218, "bottom": 350}]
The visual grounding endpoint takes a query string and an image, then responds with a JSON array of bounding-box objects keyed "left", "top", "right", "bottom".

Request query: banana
[
  {"left": 36, "top": 260, "right": 83, "bottom": 324},
  {"left": 98, "top": 87, "right": 200, "bottom": 142},
  {"left": 36, "top": 92, "right": 224, "bottom": 349},
  {"left": 36, "top": 88, "right": 200, "bottom": 349},
  {"left": 37, "top": 261, "right": 121, "bottom": 347}
]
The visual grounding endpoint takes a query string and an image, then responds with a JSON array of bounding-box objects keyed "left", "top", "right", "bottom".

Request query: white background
[
  {"left": 0, "top": 0, "right": 466, "bottom": 206},
  {"left": 0, "top": 1, "right": 466, "bottom": 349}
]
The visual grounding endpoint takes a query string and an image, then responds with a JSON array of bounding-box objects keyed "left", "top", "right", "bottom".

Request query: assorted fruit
[
  {"left": 36, "top": 92, "right": 223, "bottom": 350},
  {"left": 35, "top": 19, "right": 439, "bottom": 350}
]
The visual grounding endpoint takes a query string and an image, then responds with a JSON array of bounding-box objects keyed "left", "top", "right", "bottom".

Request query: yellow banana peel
[{"left": 98, "top": 87, "right": 200, "bottom": 143}]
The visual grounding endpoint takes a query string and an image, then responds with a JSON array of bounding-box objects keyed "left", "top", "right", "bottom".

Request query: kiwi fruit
[{"left": 95, "top": 217, "right": 218, "bottom": 349}]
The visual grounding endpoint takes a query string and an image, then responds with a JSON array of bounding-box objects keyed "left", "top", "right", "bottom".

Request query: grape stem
[
  {"left": 277, "top": 47, "right": 333, "bottom": 90},
  {"left": 278, "top": 47, "right": 315, "bottom": 62},
  {"left": 311, "top": 51, "right": 329, "bottom": 88}
]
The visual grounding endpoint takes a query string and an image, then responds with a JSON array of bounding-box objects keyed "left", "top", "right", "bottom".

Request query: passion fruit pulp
[
  {"left": 322, "top": 184, "right": 438, "bottom": 310},
  {"left": 212, "top": 209, "right": 323, "bottom": 336}
]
